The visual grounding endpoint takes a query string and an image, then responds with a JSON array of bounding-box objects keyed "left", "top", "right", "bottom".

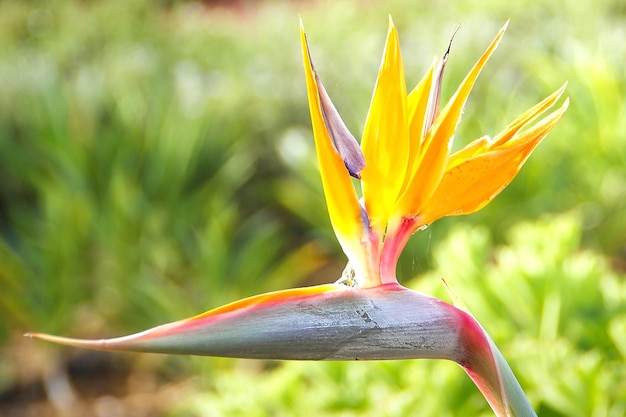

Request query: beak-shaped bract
[{"left": 28, "top": 283, "right": 536, "bottom": 416}]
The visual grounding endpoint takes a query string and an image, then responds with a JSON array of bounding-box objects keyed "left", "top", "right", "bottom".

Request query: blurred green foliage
[{"left": 0, "top": 0, "right": 624, "bottom": 415}]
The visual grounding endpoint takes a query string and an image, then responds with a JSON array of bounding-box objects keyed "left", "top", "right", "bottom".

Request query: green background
[{"left": 0, "top": 0, "right": 624, "bottom": 416}]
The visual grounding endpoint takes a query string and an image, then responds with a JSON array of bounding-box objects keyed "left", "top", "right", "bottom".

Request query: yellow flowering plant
[{"left": 28, "top": 17, "right": 568, "bottom": 417}]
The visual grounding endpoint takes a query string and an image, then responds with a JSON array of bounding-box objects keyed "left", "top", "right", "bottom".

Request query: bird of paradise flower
[{"left": 27, "top": 17, "right": 568, "bottom": 417}]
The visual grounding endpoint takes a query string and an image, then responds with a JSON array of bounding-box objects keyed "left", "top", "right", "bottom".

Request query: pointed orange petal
[
  {"left": 444, "top": 135, "right": 492, "bottom": 170},
  {"left": 396, "top": 22, "right": 509, "bottom": 217},
  {"left": 491, "top": 83, "right": 567, "bottom": 148},
  {"left": 419, "top": 98, "right": 569, "bottom": 225},
  {"left": 300, "top": 22, "right": 364, "bottom": 249},
  {"left": 446, "top": 84, "right": 567, "bottom": 172},
  {"left": 360, "top": 16, "right": 410, "bottom": 231}
]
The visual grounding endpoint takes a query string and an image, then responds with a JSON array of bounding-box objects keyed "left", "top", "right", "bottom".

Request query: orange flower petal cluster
[{"left": 301, "top": 18, "right": 568, "bottom": 286}]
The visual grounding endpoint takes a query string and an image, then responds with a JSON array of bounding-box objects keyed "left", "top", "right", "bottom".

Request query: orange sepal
[
  {"left": 419, "top": 97, "right": 569, "bottom": 225},
  {"left": 396, "top": 22, "right": 509, "bottom": 217}
]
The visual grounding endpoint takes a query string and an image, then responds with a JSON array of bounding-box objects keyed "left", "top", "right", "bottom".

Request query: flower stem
[{"left": 380, "top": 217, "right": 416, "bottom": 284}]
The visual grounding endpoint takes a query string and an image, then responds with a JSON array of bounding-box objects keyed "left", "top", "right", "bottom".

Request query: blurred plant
[
  {"left": 0, "top": 0, "right": 325, "bottom": 410},
  {"left": 0, "top": 0, "right": 320, "bottom": 340}
]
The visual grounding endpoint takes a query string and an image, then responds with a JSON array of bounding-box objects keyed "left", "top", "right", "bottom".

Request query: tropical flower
[
  {"left": 28, "top": 18, "right": 568, "bottom": 417},
  {"left": 302, "top": 17, "right": 567, "bottom": 288}
]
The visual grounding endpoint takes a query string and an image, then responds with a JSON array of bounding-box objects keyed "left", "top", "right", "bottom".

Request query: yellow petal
[
  {"left": 396, "top": 21, "right": 509, "bottom": 217},
  {"left": 300, "top": 22, "right": 364, "bottom": 247},
  {"left": 419, "top": 98, "right": 569, "bottom": 225},
  {"left": 360, "top": 16, "right": 410, "bottom": 232},
  {"left": 403, "top": 64, "right": 435, "bottom": 186}
]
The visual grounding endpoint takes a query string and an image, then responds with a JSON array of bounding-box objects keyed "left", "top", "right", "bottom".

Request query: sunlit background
[{"left": 1, "top": 0, "right": 625, "bottom": 416}]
